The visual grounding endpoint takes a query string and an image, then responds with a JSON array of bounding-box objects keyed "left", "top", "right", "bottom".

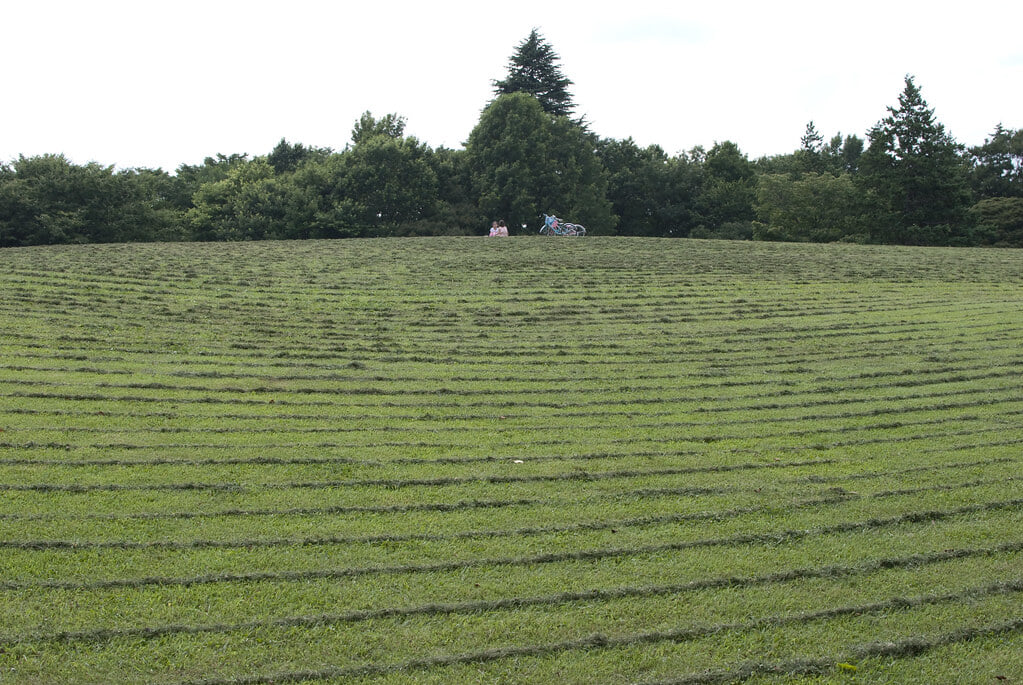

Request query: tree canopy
[{"left": 2, "top": 51, "right": 1020, "bottom": 248}]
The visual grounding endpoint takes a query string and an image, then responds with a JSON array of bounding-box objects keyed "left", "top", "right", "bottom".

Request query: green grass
[{"left": 1, "top": 237, "right": 1021, "bottom": 684}]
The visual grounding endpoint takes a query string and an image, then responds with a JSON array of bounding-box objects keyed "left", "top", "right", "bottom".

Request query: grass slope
[{"left": 0, "top": 237, "right": 1021, "bottom": 684}]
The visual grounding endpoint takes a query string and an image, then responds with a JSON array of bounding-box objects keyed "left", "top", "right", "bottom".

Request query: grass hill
[{"left": 1, "top": 237, "right": 1021, "bottom": 683}]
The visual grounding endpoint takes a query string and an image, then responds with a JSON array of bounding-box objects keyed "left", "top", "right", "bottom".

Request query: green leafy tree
[
  {"left": 545, "top": 117, "right": 615, "bottom": 231},
  {"left": 660, "top": 149, "right": 707, "bottom": 236},
  {"left": 188, "top": 159, "right": 286, "bottom": 241},
  {"left": 493, "top": 29, "right": 575, "bottom": 117},
  {"left": 598, "top": 138, "right": 704, "bottom": 236},
  {"left": 426, "top": 147, "right": 486, "bottom": 234},
  {"left": 113, "top": 167, "right": 189, "bottom": 242},
  {"left": 267, "top": 138, "right": 330, "bottom": 175},
  {"left": 754, "top": 173, "right": 869, "bottom": 242},
  {"left": 598, "top": 138, "right": 668, "bottom": 235},
  {"left": 695, "top": 141, "right": 756, "bottom": 231},
  {"left": 754, "top": 151, "right": 803, "bottom": 178},
  {"left": 186, "top": 157, "right": 339, "bottom": 242},
  {"left": 286, "top": 155, "right": 367, "bottom": 239},
  {"left": 338, "top": 134, "right": 439, "bottom": 231},
  {"left": 967, "top": 196, "right": 1023, "bottom": 246},
  {"left": 466, "top": 93, "right": 550, "bottom": 229},
  {"left": 969, "top": 124, "right": 1023, "bottom": 199},
  {"left": 857, "top": 75, "right": 972, "bottom": 244},
  {"left": 171, "top": 153, "right": 250, "bottom": 211},
  {"left": 350, "top": 111, "right": 407, "bottom": 146},
  {"left": 466, "top": 93, "right": 614, "bottom": 233},
  {"left": 0, "top": 154, "right": 90, "bottom": 245},
  {"left": 0, "top": 154, "right": 185, "bottom": 246},
  {"left": 282, "top": 120, "right": 440, "bottom": 238}
]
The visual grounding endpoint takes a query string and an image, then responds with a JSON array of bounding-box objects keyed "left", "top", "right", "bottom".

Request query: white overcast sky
[{"left": 4, "top": 0, "right": 1021, "bottom": 172}]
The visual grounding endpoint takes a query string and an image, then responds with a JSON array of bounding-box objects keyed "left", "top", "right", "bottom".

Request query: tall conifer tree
[
  {"left": 858, "top": 75, "right": 971, "bottom": 243},
  {"left": 493, "top": 29, "right": 576, "bottom": 117}
]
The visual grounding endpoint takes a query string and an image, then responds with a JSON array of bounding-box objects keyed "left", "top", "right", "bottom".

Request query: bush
[{"left": 968, "top": 197, "right": 1023, "bottom": 247}]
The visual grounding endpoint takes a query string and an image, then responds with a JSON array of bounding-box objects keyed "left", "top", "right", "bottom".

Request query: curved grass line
[
  {"left": 0, "top": 457, "right": 830, "bottom": 493},
  {"left": 0, "top": 420, "right": 1016, "bottom": 477},
  {"left": 2, "top": 394, "right": 1020, "bottom": 464},
  {"left": 0, "top": 489, "right": 805, "bottom": 552},
  {"left": 2, "top": 550, "right": 1019, "bottom": 654},
  {"left": 1, "top": 423, "right": 1016, "bottom": 468},
  {"left": 56, "top": 328, "right": 1021, "bottom": 367},
  {"left": 0, "top": 498, "right": 536, "bottom": 522},
  {"left": 0, "top": 454, "right": 388, "bottom": 468},
  {"left": 6, "top": 337, "right": 1019, "bottom": 381},
  {"left": 3, "top": 499, "right": 1020, "bottom": 592},
  {"left": 0, "top": 457, "right": 1011, "bottom": 523},
  {"left": 7, "top": 304, "right": 1009, "bottom": 351},
  {"left": 5, "top": 357, "right": 1019, "bottom": 397},
  {"left": 6, "top": 377, "right": 1020, "bottom": 418},
  {"left": 5, "top": 398, "right": 1020, "bottom": 447},
  {"left": 775, "top": 423, "right": 1017, "bottom": 453},
  {"left": 0, "top": 462, "right": 1006, "bottom": 527},
  {"left": 927, "top": 437, "right": 1023, "bottom": 453},
  {"left": 175, "top": 582, "right": 1023, "bottom": 685},
  {"left": 644, "top": 616, "right": 1023, "bottom": 684},
  {"left": 5, "top": 329, "right": 1021, "bottom": 373},
  {"left": 41, "top": 312, "right": 1023, "bottom": 354},
  {"left": 3, "top": 477, "right": 1013, "bottom": 552},
  {"left": 3, "top": 403, "right": 1019, "bottom": 456},
  {"left": 794, "top": 458, "right": 1018, "bottom": 485},
  {"left": 2, "top": 386, "right": 1020, "bottom": 433},
  {"left": 5, "top": 367, "right": 1019, "bottom": 405}
]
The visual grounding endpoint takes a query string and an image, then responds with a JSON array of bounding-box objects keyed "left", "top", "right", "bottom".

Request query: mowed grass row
[{"left": 1, "top": 237, "right": 1021, "bottom": 684}]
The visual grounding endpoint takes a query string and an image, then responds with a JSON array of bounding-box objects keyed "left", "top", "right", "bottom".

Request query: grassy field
[{"left": 0, "top": 237, "right": 1021, "bottom": 684}]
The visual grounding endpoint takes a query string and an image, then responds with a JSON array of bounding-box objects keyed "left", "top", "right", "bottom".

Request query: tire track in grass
[{"left": 3, "top": 498, "right": 1020, "bottom": 592}]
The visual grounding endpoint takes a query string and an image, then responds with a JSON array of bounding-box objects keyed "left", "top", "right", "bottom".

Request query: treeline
[{"left": 2, "top": 32, "right": 1021, "bottom": 248}]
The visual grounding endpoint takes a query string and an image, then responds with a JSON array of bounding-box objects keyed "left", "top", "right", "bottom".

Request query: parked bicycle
[{"left": 539, "top": 213, "right": 586, "bottom": 236}]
